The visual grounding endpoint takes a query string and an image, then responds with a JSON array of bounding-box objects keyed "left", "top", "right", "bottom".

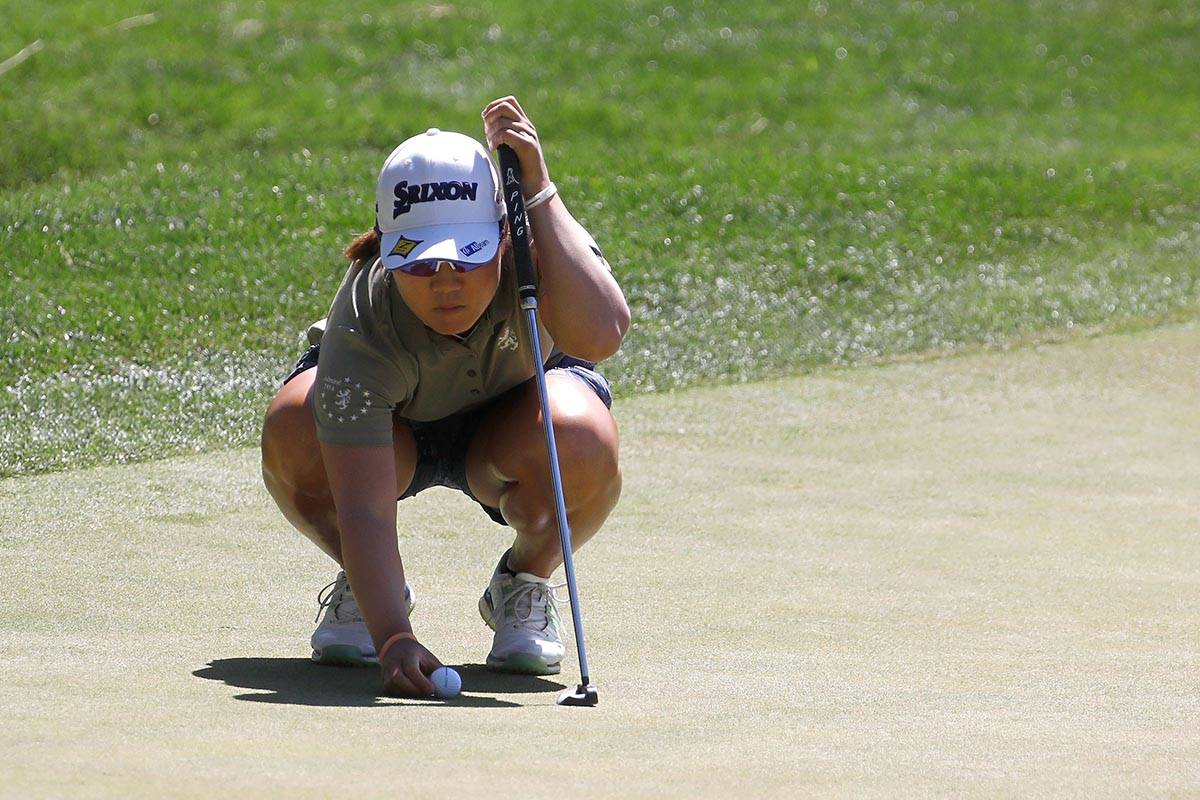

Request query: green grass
[{"left": 3, "top": 0, "right": 1200, "bottom": 476}]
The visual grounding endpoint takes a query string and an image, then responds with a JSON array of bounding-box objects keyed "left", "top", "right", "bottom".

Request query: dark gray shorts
[{"left": 284, "top": 344, "right": 613, "bottom": 526}]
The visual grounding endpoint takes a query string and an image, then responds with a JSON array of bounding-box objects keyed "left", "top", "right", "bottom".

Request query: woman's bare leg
[
  {"left": 260, "top": 369, "right": 418, "bottom": 564},
  {"left": 465, "top": 373, "right": 621, "bottom": 577}
]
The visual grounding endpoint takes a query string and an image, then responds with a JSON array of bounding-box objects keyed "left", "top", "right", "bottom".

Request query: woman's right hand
[{"left": 380, "top": 635, "right": 443, "bottom": 697}]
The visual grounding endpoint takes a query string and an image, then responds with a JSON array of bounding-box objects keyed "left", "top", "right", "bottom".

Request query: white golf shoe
[
  {"left": 478, "top": 556, "right": 565, "bottom": 675},
  {"left": 310, "top": 570, "right": 415, "bottom": 667}
]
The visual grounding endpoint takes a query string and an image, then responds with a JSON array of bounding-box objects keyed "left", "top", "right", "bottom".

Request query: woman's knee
[
  {"left": 554, "top": 413, "right": 618, "bottom": 482},
  {"left": 539, "top": 378, "right": 621, "bottom": 498},
  {"left": 468, "top": 375, "right": 620, "bottom": 506}
]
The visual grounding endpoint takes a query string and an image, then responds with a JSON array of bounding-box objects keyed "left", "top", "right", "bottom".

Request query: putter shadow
[
  {"left": 193, "top": 658, "right": 522, "bottom": 708},
  {"left": 453, "top": 663, "right": 567, "bottom": 694}
]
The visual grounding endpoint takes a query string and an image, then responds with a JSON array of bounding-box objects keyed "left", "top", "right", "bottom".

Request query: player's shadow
[{"left": 193, "top": 658, "right": 565, "bottom": 708}]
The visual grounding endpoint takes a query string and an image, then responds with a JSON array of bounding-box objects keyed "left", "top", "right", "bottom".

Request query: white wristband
[{"left": 524, "top": 181, "right": 558, "bottom": 210}]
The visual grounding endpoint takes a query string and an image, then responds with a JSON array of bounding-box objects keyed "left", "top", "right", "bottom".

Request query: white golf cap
[{"left": 375, "top": 128, "right": 504, "bottom": 270}]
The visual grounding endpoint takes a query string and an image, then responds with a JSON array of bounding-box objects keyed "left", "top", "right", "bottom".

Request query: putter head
[{"left": 557, "top": 683, "right": 599, "bottom": 707}]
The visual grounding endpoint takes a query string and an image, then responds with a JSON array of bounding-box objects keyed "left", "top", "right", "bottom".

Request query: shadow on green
[{"left": 193, "top": 659, "right": 565, "bottom": 708}]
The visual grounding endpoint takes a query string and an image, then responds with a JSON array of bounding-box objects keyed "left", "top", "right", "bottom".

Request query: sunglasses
[{"left": 393, "top": 258, "right": 495, "bottom": 277}]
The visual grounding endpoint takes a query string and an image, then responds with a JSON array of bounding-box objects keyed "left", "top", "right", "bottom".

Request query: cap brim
[{"left": 380, "top": 222, "right": 499, "bottom": 270}]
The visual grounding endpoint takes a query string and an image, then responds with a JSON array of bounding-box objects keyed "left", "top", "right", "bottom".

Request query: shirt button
[{"left": 467, "top": 369, "right": 477, "bottom": 377}]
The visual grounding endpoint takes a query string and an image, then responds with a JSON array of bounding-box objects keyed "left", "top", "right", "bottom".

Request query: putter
[{"left": 496, "top": 144, "right": 599, "bottom": 707}]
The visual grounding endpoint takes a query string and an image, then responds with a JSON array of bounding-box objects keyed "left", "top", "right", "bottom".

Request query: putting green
[{"left": 2, "top": 323, "right": 1197, "bottom": 797}]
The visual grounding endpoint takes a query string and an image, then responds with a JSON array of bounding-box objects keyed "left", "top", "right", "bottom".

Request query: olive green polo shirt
[{"left": 313, "top": 257, "right": 554, "bottom": 447}]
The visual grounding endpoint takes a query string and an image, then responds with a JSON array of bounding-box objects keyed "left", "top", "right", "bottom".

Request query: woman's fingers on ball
[
  {"left": 420, "top": 650, "right": 443, "bottom": 674},
  {"left": 403, "top": 658, "right": 435, "bottom": 696},
  {"left": 382, "top": 665, "right": 418, "bottom": 697},
  {"left": 378, "top": 639, "right": 442, "bottom": 697}
]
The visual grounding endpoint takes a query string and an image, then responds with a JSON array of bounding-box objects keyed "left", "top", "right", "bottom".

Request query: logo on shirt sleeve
[{"left": 319, "top": 376, "right": 371, "bottom": 423}]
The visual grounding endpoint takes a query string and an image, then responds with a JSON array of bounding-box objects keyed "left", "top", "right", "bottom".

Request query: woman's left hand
[{"left": 482, "top": 96, "right": 551, "bottom": 198}]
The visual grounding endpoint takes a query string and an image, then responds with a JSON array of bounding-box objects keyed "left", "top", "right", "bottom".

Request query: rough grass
[{"left": 3, "top": 0, "right": 1200, "bottom": 475}]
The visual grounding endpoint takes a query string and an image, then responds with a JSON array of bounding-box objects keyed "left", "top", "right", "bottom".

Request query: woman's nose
[{"left": 429, "top": 264, "right": 462, "bottom": 290}]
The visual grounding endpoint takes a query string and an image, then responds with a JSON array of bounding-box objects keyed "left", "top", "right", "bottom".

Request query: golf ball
[{"left": 431, "top": 666, "right": 462, "bottom": 698}]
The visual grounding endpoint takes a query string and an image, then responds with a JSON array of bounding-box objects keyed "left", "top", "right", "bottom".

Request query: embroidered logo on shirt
[
  {"left": 319, "top": 376, "right": 370, "bottom": 423},
  {"left": 497, "top": 326, "right": 519, "bottom": 351}
]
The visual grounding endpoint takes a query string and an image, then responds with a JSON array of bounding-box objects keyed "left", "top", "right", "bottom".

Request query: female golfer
[{"left": 260, "top": 96, "right": 628, "bottom": 697}]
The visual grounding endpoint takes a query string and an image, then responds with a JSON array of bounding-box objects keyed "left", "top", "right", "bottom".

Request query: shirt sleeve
[{"left": 312, "top": 324, "right": 410, "bottom": 448}]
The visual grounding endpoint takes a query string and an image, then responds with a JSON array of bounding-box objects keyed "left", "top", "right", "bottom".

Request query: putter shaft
[{"left": 521, "top": 303, "right": 592, "bottom": 687}]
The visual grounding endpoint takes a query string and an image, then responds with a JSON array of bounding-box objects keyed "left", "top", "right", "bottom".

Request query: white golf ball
[{"left": 431, "top": 666, "right": 462, "bottom": 698}]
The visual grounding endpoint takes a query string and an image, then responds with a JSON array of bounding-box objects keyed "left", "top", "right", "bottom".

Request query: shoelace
[
  {"left": 314, "top": 573, "right": 361, "bottom": 624},
  {"left": 500, "top": 579, "right": 566, "bottom": 631}
]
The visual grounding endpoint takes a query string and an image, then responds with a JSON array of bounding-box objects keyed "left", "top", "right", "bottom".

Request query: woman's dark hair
[{"left": 341, "top": 220, "right": 515, "bottom": 268}]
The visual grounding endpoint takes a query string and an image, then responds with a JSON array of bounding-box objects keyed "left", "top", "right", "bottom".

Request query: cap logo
[
  {"left": 389, "top": 236, "right": 423, "bottom": 258},
  {"left": 459, "top": 239, "right": 489, "bottom": 257},
  {"left": 393, "top": 180, "right": 479, "bottom": 217}
]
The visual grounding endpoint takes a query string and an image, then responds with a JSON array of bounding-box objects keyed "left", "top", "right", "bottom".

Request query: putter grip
[{"left": 496, "top": 145, "right": 538, "bottom": 301}]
